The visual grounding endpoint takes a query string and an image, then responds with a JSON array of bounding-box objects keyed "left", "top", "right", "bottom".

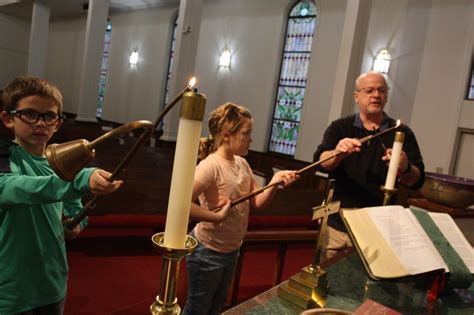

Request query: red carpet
[{"left": 65, "top": 232, "right": 314, "bottom": 314}]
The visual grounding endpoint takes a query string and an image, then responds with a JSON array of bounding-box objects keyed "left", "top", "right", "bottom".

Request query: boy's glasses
[{"left": 9, "top": 109, "right": 64, "bottom": 126}]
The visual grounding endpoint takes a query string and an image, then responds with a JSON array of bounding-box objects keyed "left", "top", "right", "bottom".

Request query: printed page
[
  {"left": 343, "top": 208, "right": 408, "bottom": 278},
  {"left": 365, "top": 206, "right": 447, "bottom": 275},
  {"left": 429, "top": 212, "right": 474, "bottom": 273}
]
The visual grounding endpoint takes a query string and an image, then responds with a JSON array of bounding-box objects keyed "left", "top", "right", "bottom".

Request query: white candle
[
  {"left": 163, "top": 92, "right": 206, "bottom": 249},
  {"left": 384, "top": 131, "right": 405, "bottom": 190}
]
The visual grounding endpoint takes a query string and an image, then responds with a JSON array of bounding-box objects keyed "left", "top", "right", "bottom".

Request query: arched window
[
  {"left": 96, "top": 18, "right": 112, "bottom": 118},
  {"left": 467, "top": 61, "right": 474, "bottom": 100},
  {"left": 268, "top": 1, "right": 317, "bottom": 156}
]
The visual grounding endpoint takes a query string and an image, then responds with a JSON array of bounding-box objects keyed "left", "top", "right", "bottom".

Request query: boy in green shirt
[{"left": 0, "top": 77, "right": 123, "bottom": 314}]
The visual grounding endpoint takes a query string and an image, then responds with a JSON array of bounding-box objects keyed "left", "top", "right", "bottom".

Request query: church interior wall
[
  {"left": 45, "top": 18, "right": 86, "bottom": 114},
  {"left": 0, "top": 0, "right": 473, "bottom": 177},
  {"left": 410, "top": 0, "right": 474, "bottom": 176},
  {"left": 100, "top": 7, "right": 177, "bottom": 123},
  {"left": 193, "top": 0, "right": 290, "bottom": 152},
  {"left": 0, "top": 14, "right": 29, "bottom": 88}
]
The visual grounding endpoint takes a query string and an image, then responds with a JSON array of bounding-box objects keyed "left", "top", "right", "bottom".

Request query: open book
[{"left": 341, "top": 205, "right": 474, "bottom": 283}]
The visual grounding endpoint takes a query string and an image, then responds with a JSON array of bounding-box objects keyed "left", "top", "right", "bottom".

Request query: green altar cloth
[{"left": 223, "top": 251, "right": 474, "bottom": 314}]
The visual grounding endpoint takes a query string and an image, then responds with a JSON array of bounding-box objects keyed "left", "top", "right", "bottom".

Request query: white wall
[
  {"left": 194, "top": 0, "right": 289, "bottom": 152},
  {"left": 410, "top": 0, "right": 474, "bottom": 174},
  {"left": 0, "top": 13, "right": 29, "bottom": 88},
  {"left": 46, "top": 17, "right": 86, "bottom": 113},
  {"left": 46, "top": 7, "right": 177, "bottom": 121},
  {"left": 101, "top": 7, "right": 177, "bottom": 123},
  {"left": 2, "top": 0, "right": 473, "bottom": 177}
]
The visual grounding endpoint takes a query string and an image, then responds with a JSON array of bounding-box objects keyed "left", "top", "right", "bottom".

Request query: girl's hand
[
  {"left": 215, "top": 198, "right": 233, "bottom": 222},
  {"left": 89, "top": 169, "right": 123, "bottom": 195},
  {"left": 270, "top": 170, "right": 299, "bottom": 187}
]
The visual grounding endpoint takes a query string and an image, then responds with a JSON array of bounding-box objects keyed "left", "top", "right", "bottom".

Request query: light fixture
[
  {"left": 373, "top": 49, "right": 391, "bottom": 74},
  {"left": 129, "top": 50, "right": 139, "bottom": 66},
  {"left": 219, "top": 48, "right": 231, "bottom": 68}
]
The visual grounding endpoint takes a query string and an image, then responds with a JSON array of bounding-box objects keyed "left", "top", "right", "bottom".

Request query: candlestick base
[
  {"left": 277, "top": 264, "right": 328, "bottom": 309},
  {"left": 150, "top": 232, "right": 197, "bottom": 315},
  {"left": 380, "top": 186, "right": 398, "bottom": 206}
]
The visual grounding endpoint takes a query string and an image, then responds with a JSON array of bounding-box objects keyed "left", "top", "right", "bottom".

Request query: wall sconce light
[
  {"left": 129, "top": 50, "right": 139, "bottom": 66},
  {"left": 373, "top": 49, "right": 391, "bottom": 74},
  {"left": 219, "top": 48, "right": 231, "bottom": 68}
]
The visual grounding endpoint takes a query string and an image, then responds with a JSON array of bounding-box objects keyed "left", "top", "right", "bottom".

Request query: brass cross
[{"left": 312, "top": 179, "right": 341, "bottom": 266}]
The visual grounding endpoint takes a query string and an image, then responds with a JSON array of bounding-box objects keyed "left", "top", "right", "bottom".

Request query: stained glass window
[
  {"left": 467, "top": 61, "right": 474, "bottom": 100},
  {"left": 268, "top": 1, "right": 316, "bottom": 156},
  {"left": 96, "top": 18, "right": 112, "bottom": 118}
]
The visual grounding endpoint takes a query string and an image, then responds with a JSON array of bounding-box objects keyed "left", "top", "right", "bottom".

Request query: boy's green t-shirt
[{"left": 0, "top": 141, "right": 93, "bottom": 313}]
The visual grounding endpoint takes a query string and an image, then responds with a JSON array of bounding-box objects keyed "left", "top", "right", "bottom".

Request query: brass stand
[
  {"left": 277, "top": 264, "right": 328, "bottom": 308},
  {"left": 277, "top": 180, "right": 338, "bottom": 309},
  {"left": 381, "top": 186, "right": 398, "bottom": 206},
  {"left": 150, "top": 232, "right": 197, "bottom": 315}
]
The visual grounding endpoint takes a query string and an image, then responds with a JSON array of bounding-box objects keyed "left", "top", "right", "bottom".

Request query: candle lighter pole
[{"left": 222, "top": 122, "right": 401, "bottom": 210}]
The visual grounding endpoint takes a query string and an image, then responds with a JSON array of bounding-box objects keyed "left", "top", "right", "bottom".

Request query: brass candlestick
[
  {"left": 381, "top": 186, "right": 398, "bottom": 206},
  {"left": 150, "top": 232, "right": 197, "bottom": 315}
]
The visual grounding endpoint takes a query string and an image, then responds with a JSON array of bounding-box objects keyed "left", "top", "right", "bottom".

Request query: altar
[{"left": 223, "top": 249, "right": 474, "bottom": 314}]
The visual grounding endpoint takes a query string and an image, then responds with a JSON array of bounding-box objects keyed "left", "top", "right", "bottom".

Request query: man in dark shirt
[{"left": 313, "top": 71, "right": 425, "bottom": 260}]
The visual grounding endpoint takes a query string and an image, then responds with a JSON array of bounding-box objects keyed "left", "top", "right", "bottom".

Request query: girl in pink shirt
[{"left": 182, "top": 102, "right": 298, "bottom": 315}]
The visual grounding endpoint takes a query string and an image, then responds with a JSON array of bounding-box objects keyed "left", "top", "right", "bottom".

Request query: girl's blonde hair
[{"left": 198, "top": 102, "right": 252, "bottom": 160}]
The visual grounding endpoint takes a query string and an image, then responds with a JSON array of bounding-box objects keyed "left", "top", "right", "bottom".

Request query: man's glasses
[
  {"left": 356, "top": 87, "right": 389, "bottom": 95},
  {"left": 9, "top": 109, "right": 64, "bottom": 126}
]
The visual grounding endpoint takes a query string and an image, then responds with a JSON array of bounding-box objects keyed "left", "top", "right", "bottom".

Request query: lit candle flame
[
  {"left": 188, "top": 77, "right": 196, "bottom": 89},
  {"left": 395, "top": 119, "right": 401, "bottom": 127}
]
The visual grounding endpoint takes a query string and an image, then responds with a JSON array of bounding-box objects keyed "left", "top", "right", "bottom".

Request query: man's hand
[
  {"left": 335, "top": 138, "right": 362, "bottom": 155},
  {"left": 382, "top": 149, "right": 409, "bottom": 173},
  {"left": 319, "top": 138, "right": 362, "bottom": 171},
  {"left": 89, "top": 169, "right": 123, "bottom": 195}
]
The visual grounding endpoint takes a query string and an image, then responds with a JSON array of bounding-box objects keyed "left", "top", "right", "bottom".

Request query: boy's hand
[
  {"left": 63, "top": 219, "right": 81, "bottom": 240},
  {"left": 89, "top": 169, "right": 123, "bottom": 195}
]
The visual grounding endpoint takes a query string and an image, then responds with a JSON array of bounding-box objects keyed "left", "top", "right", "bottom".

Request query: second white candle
[{"left": 384, "top": 131, "right": 405, "bottom": 190}]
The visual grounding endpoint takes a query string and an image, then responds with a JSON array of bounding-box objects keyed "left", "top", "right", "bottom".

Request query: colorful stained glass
[
  {"left": 468, "top": 63, "right": 474, "bottom": 100},
  {"left": 269, "top": 120, "right": 300, "bottom": 156},
  {"left": 275, "top": 87, "right": 304, "bottom": 121},
  {"left": 290, "top": 1, "right": 317, "bottom": 17},
  {"left": 269, "top": 1, "right": 316, "bottom": 156},
  {"left": 96, "top": 18, "right": 112, "bottom": 118}
]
